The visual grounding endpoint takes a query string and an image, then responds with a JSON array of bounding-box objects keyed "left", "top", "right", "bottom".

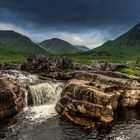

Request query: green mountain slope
[
  {"left": 65, "top": 23, "right": 140, "bottom": 64},
  {"left": 75, "top": 45, "right": 90, "bottom": 51},
  {"left": 39, "top": 38, "right": 82, "bottom": 54},
  {"left": 0, "top": 42, "right": 26, "bottom": 63},
  {"left": 0, "top": 30, "right": 50, "bottom": 63},
  {"left": 86, "top": 23, "right": 140, "bottom": 60},
  {"left": 0, "top": 30, "right": 47, "bottom": 54}
]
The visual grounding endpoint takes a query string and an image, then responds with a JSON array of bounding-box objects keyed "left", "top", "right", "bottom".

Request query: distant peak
[
  {"left": 41, "top": 38, "right": 69, "bottom": 44},
  {"left": 128, "top": 23, "right": 140, "bottom": 44},
  {"left": 130, "top": 22, "right": 140, "bottom": 32},
  {"left": 51, "top": 38, "right": 64, "bottom": 41},
  {"left": 0, "top": 30, "right": 22, "bottom": 36},
  {"left": 0, "top": 30, "right": 15, "bottom": 33},
  {"left": 51, "top": 38, "right": 59, "bottom": 40},
  {"left": 134, "top": 22, "right": 140, "bottom": 27},
  {"left": 0, "top": 30, "right": 32, "bottom": 42}
]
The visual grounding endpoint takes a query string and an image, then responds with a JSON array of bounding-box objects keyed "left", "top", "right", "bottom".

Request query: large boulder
[
  {"left": 56, "top": 79, "right": 120, "bottom": 125},
  {"left": 20, "top": 54, "right": 74, "bottom": 80},
  {"left": 0, "top": 76, "right": 24, "bottom": 119},
  {"left": 20, "top": 54, "right": 73, "bottom": 73},
  {"left": 20, "top": 53, "right": 48, "bottom": 73},
  {"left": 56, "top": 71, "right": 140, "bottom": 126}
]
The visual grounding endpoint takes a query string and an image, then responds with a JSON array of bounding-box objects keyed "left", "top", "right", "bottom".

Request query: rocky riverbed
[{"left": 1, "top": 54, "right": 140, "bottom": 139}]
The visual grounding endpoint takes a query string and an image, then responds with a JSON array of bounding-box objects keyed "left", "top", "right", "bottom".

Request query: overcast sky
[{"left": 0, "top": 0, "right": 140, "bottom": 48}]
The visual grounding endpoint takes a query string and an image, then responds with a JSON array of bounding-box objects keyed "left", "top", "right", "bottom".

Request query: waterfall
[
  {"left": 2, "top": 70, "right": 64, "bottom": 107},
  {"left": 24, "top": 81, "right": 64, "bottom": 122},
  {"left": 2, "top": 70, "right": 64, "bottom": 122},
  {"left": 27, "top": 82, "right": 64, "bottom": 106},
  {"left": 2, "top": 70, "right": 38, "bottom": 83}
]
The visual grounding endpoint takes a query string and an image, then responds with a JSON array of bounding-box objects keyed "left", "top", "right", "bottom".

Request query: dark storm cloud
[
  {"left": 0, "top": 0, "right": 140, "bottom": 30},
  {"left": 0, "top": 0, "right": 140, "bottom": 48}
]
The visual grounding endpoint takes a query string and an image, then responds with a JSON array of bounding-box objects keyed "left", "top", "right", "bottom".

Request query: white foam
[
  {"left": 24, "top": 104, "right": 57, "bottom": 123},
  {"left": 2, "top": 70, "right": 38, "bottom": 83}
]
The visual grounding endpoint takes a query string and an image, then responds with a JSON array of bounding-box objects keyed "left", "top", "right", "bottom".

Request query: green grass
[
  {"left": 63, "top": 52, "right": 136, "bottom": 64},
  {"left": 0, "top": 56, "right": 26, "bottom": 64},
  {"left": 119, "top": 67, "right": 137, "bottom": 75}
]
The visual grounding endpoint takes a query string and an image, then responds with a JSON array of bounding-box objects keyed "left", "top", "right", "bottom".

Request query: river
[{"left": 0, "top": 70, "right": 140, "bottom": 140}]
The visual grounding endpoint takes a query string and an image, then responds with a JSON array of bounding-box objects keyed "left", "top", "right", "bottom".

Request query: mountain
[
  {"left": 75, "top": 45, "right": 90, "bottom": 51},
  {"left": 39, "top": 38, "right": 82, "bottom": 54},
  {"left": 0, "top": 30, "right": 47, "bottom": 55},
  {"left": 0, "top": 41, "right": 26, "bottom": 63},
  {"left": 86, "top": 23, "right": 140, "bottom": 60}
]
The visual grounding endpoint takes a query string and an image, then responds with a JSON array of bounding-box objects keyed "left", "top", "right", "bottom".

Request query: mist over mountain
[{"left": 85, "top": 22, "right": 140, "bottom": 60}]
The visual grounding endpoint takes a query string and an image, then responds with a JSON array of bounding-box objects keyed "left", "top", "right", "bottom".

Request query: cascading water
[
  {"left": 2, "top": 70, "right": 64, "bottom": 122},
  {"left": 27, "top": 82, "right": 63, "bottom": 106},
  {"left": 24, "top": 81, "right": 64, "bottom": 122},
  {"left": 2, "top": 70, "right": 38, "bottom": 83}
]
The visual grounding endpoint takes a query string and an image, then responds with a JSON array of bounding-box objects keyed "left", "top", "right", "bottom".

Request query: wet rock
[
  {"left": 0, "top": 63, "right": 18, "bottom": 70},
  {"left": 21, "top": 54, "right": 73, "bottom": 72},
  {"left": 20, "top": 54, "right": 73, "bottom": 80},
  {"left": 0, "top": 76, "right": 24, "bottom": 119},
  {"left": 20, "top": 53, "right": 48, "bottom": 72}
]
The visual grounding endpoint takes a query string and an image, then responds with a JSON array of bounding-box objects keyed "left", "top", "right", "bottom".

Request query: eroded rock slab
[
  {"left": 56, "top": 79, "right": 120, "bottom": 125},
  {"left": 56, "top": 71, "right": 140, "bottom": 126}
]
